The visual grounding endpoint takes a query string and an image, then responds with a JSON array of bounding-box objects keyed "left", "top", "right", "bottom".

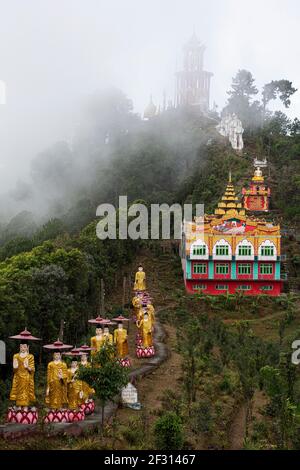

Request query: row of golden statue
[{"left": 6, "top": 265, "right": 156, "bottom": 425}]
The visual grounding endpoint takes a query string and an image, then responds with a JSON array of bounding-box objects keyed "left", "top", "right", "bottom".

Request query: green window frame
[
  {"left": 193, "top": 245, "right": 206, "bottom": 256},
  {"left": 260, "top": 264, "right": 273, "bottom": 275},
  {"left": 216, "top": 245, "right": 229, "bottom": 256},
  {"left": 237, "top": 285, "right": 252, "bottom": 291},
  {"left": 193, "top": 263, "right": 207, "bottom": 274},
  {"left": 216, "top": 284, "right": 229, "bottom": 291},
  {"left": 238, "top": 245, "right": 252, "bottom": 256},
  {"left": 216, "top": 263, "right": 229, "bottom": 275},
  {"left": 260, "top": 285, "right": 273, "bottom": 291},
  {"left": 193, "top": 284, "right": 207, "bottom": 291},
  {"left": 238, "top": 263, "right": 251, "bottom": 275},
  {"left": 260, "top": 246, "right": 275, "bottom": 257}
]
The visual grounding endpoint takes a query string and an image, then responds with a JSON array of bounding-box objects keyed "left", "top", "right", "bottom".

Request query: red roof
[
  {"left": 10, "top": 328, "right": 41, "bottom": 341},
  {"left": 43, "top": 339, "right": 73, "bottom": 351}
]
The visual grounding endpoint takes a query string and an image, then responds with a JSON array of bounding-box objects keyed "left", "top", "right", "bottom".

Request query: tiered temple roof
[{"left": 214, "top": 173, "right": 245, "bottom": 217}]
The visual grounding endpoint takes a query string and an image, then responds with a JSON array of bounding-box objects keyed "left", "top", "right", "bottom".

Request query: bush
[
  {"left": 154, "top": 412, "right": 184, "bottom": 450},
  {"left": 160, "top": 389, "right": 183, "bottom": 415},
  {"left": 191, "top": 400, "right": 212, "bottom": 433}
]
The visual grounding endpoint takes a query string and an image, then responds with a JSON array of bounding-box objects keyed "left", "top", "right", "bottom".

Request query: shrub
[
  {"left": 191, "top": 400, "right": 212, "bottom": 433},
  {"left": 154, "top": 412, "right": 184, "bottom": 450}
]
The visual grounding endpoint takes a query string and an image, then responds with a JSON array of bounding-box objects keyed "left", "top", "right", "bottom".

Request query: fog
[{"left": 0, "top": 0, "right": 299, "bottom": 208}]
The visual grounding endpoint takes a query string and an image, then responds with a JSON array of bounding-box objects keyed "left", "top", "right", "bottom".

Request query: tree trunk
[{"left": 101, "top": 403, "right": 105, "bottom": 431}]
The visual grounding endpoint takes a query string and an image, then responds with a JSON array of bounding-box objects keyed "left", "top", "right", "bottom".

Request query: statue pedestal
[
  {"left": 44, "top": 409, "right": 69, "bottom": 423},
  {"left": 136, "top": 346, "right": 155, "bottom": 358},
  {"left": 118, "top": 357, "right": 131, "bottom": 368},
  {"left": 80, "top": 399, "right": 95, "bottom": 416},
  {"left": 135, "top": 333, "right": 142, "bottom": 346},
  {"left": 7, "top": 406, "right": 38, "bottom": 424},
  {"left": 67, "top": 409, "right": 85, "bottom": 422}
]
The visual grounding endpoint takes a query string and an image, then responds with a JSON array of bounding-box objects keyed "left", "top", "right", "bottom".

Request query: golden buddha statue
[
  {"left": 132, "top": 295, "right": 142, "bottom": 316},
  {"left": 90, "top": 327, "right": 104, "bottom": 355},
  {"left": 134, "top": 265, "right": 146, "bottom": 291},
  {"left": 79, "top": 353, "right": 95, "bottom": 402},
  {"left": 136, "top": 313, "right": 153, "bottom": 348},
  {"left": 45, "top": 352, "right": 68, "bottom": 409},
  {"left": 146, "top": 303, "right": 155, "bottom": 324},
  {"left": 114, "top": 323, "right": 129, "bottom": 358},
  {"left": 136, "top": 306, "right": 144, "bottom": 335},
  {"left": 10, "top": 343, "right": 35, "bottom": 407},
  {"left": 67, "top": 360, "right": 83, "bottom": 409},
  {"left": 103, "top": 326, "right": 113, "bottom": 346}
]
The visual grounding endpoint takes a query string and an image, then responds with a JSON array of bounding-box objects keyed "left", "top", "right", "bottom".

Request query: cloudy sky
[{"left": 0, "top": 0, "right": 299, "bottom": 191}]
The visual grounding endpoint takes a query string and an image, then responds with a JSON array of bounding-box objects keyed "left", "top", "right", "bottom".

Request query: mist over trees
[{"left": 0, "top": 68, "right": 298, "bottom": 248}]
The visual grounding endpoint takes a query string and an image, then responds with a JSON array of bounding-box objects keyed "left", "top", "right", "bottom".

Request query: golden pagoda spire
[{"left": 214, "top": 176, "right": 245, "bottom": 217}]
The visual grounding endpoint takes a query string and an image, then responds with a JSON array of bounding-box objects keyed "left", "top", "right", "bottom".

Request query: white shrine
[{"left": 217, "top": 113, "right": 244, "bottom": 151}]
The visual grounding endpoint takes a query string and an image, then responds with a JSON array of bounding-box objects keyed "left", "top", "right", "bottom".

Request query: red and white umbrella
[
  {"left": 79, "top": 344, "right": 94, "bottom": 352},
  {"left": 88, "top": 316, "right": 105, "bottom": 325},
  {"left": 112, "top": 315, "right": 130, "bottom": 322},
  {"left": 63, "top": 347, "right": 84, "bottom": 357},
  {"left": 10, "top": 328, "right": 41, "bottom": 342},
  {"left": 43, "top": 339, "right": 73, "bottom": 351}
]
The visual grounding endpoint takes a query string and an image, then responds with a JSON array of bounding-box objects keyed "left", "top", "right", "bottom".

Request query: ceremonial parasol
[
  {"left": 43, "top": 339, "right": 73, "bottom": 351},
  {"left": 10, "top": 328, "right": 41, "bottom": 342},
  {"left": 112, "top": 315, "right": 130, "bottom": 322},
  {"left": 99, "top": 319, "right": 116, "bottom": 326},
  {"left": 88, "top": 316, "right": 105, "bottom": 325},
  {"left": 63, "top": 347, "right": 83, "bottom": 357},
  {"left": 79, "top": 344, "right": 94, "bottom": 352}
]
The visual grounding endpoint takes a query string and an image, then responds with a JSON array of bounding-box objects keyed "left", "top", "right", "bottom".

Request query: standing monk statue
[
  {"left": 10, "top": 343, "right": 35, "bottom": 407},
  {"left": 134, "top": 264, "right": 146, "bottom": 291},
  {"left": 45, "top": 352, "right": 68, "bottom": 409},
  {"left": 8, "top": 328, "right": 41, "bottom": 424}
]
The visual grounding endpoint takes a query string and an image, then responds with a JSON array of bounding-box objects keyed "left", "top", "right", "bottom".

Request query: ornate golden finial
[{"left": 229, "top": 170, "right": 232, "bottom": 183}]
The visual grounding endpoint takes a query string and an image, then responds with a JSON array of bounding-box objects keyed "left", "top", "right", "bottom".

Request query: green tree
[
  {"left": 260, "top": 365, "right": 297, "bottom": 448},
  {"left": 77, "top": 344, "right": 128, "bottom": 427},
  {"left": 33, "top": 218, "right": 66, "bottom": 244},
  {"left": 224, "top": 69, "right": 260, "bottom": 128},
  {"left": 177, "top": 320, "right": 206, "bottom": 411},
  {"left": 262, "top": 80, "right": 297, "bottom": 116},
  {"left": 154, "top": 412, "right": 184, "bottom": 450}
]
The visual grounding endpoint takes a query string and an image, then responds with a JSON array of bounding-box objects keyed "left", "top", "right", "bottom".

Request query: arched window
[
  {"left": 258, "top": 240, "right": 277, "bottom": 260},
  {"left": 213, "top": 239, "right": 232, "bottom": 260},
  {"left": 236, "top": 239, "right": 254, "bottom": 260},
  {"left": 190, "top": 240, "right": 209, "bottom": 260}
]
